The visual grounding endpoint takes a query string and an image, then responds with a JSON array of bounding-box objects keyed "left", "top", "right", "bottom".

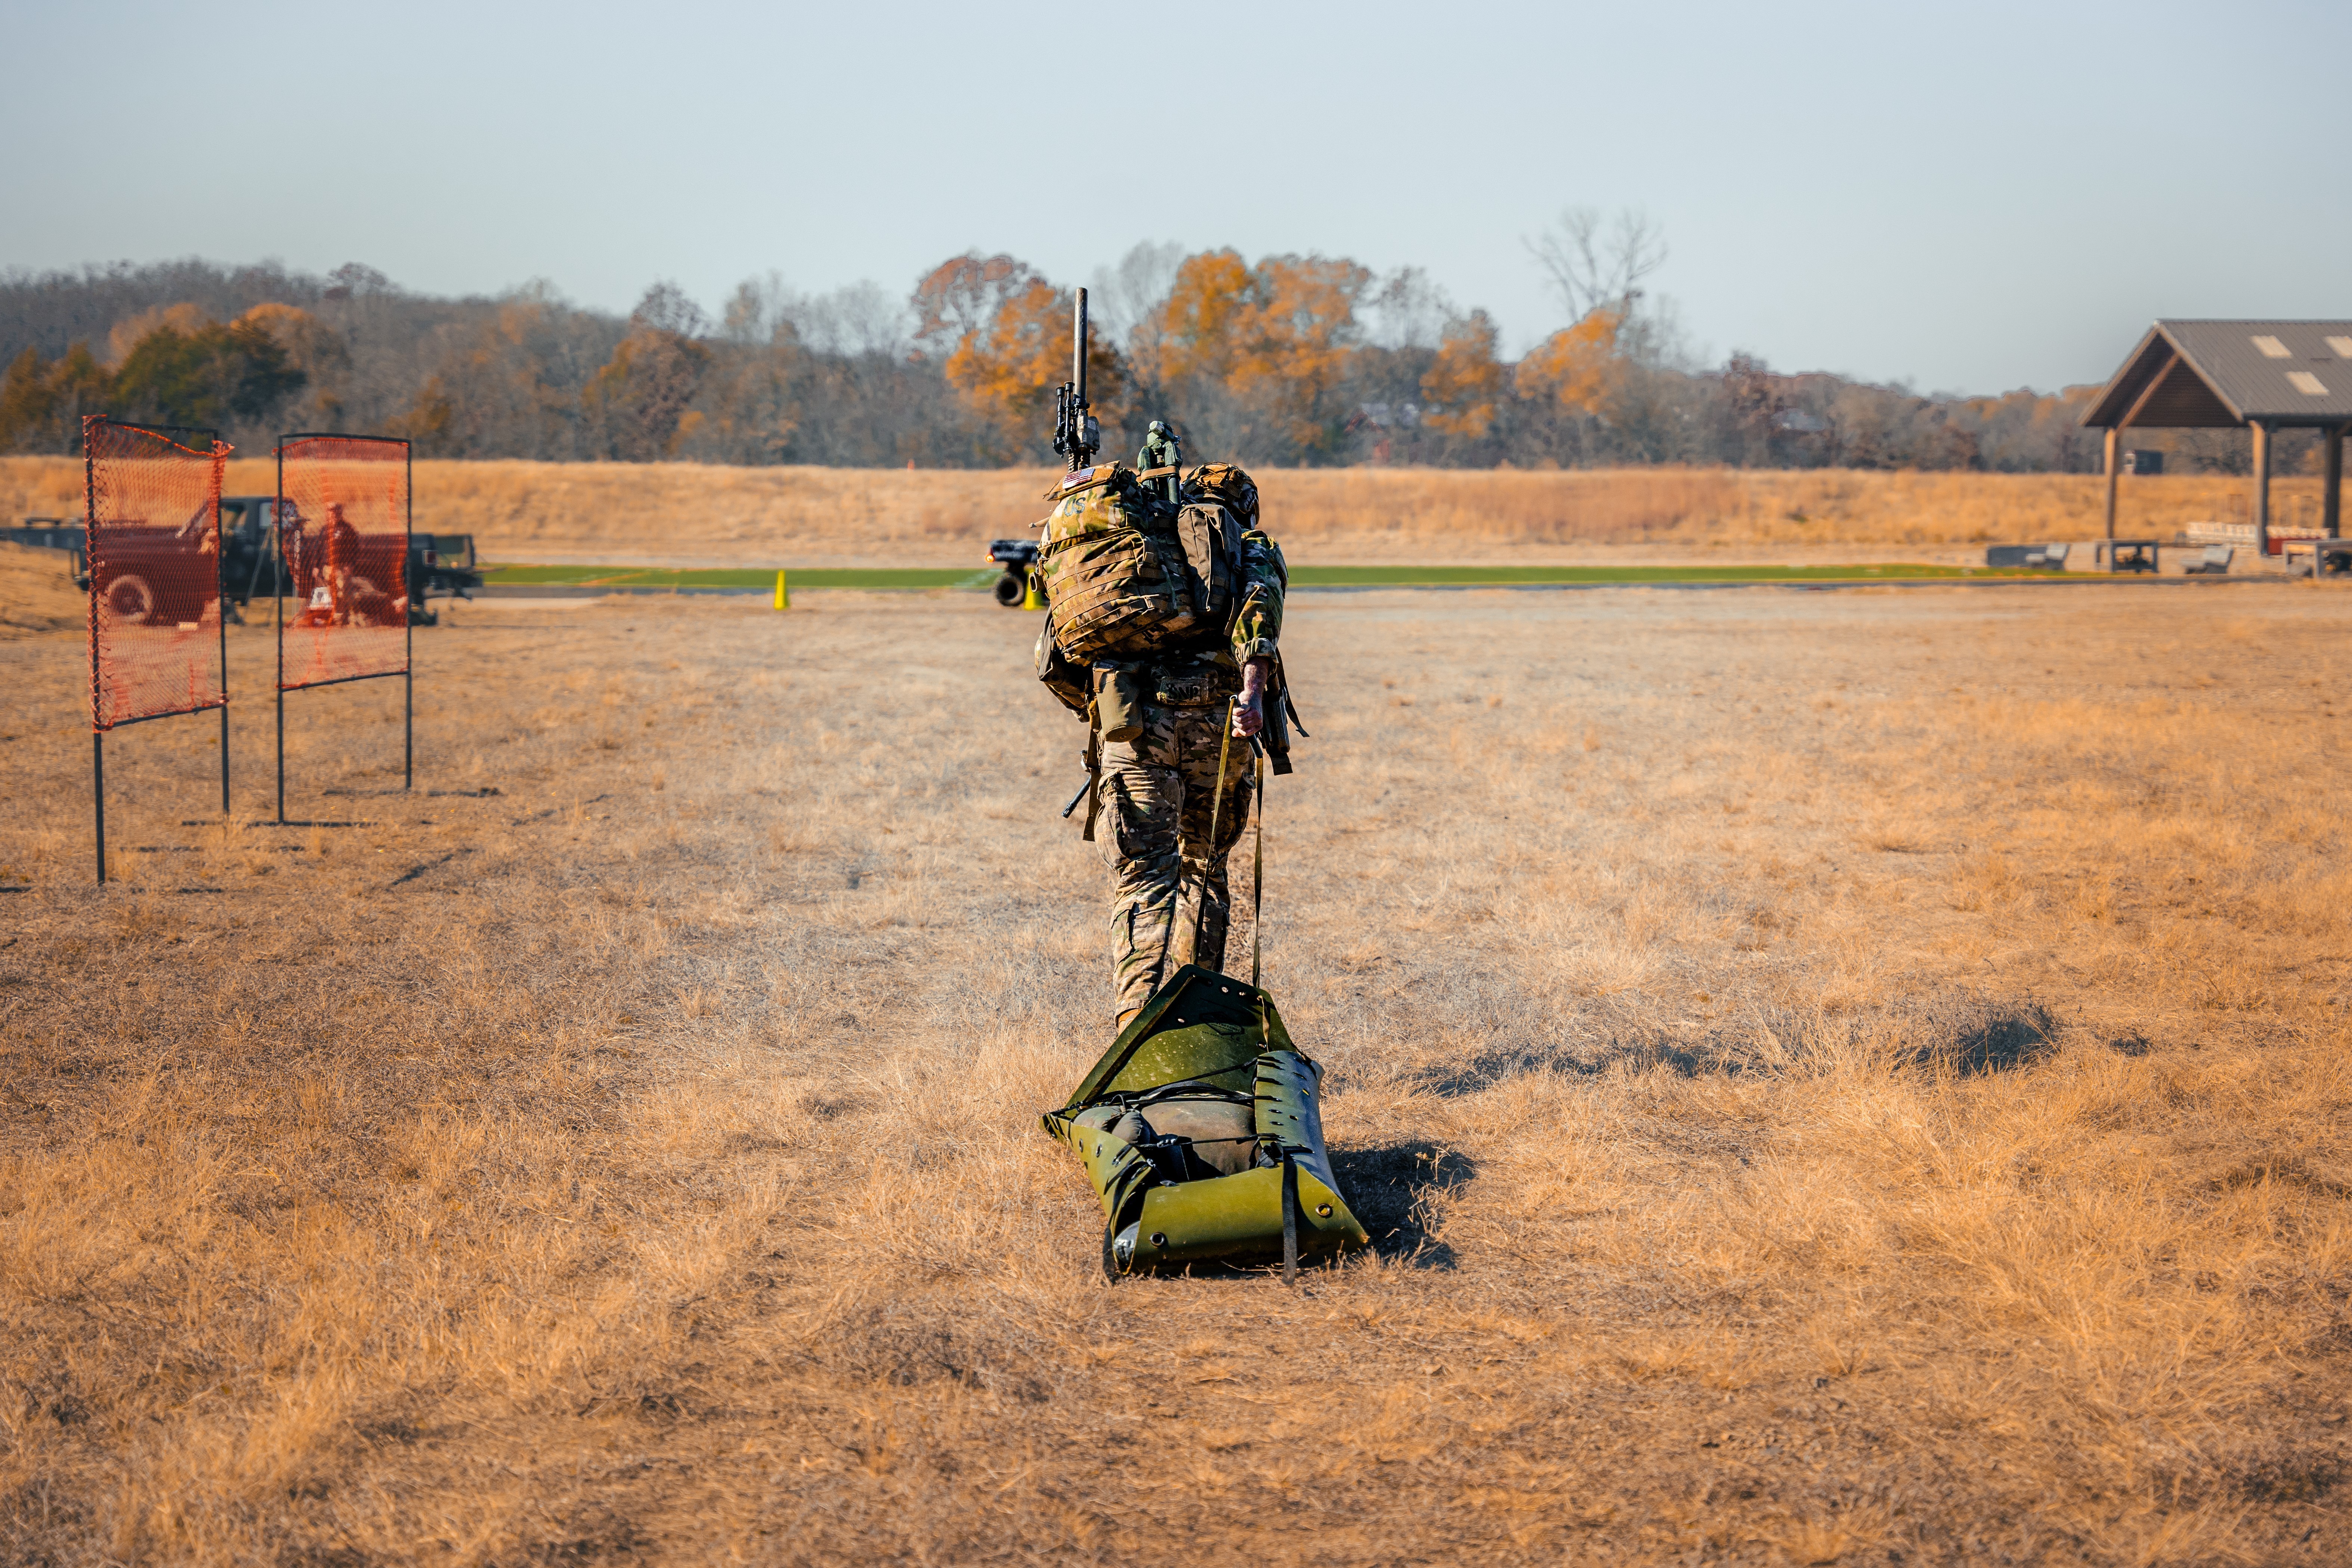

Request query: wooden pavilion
[{"left": 2081, "top": 321, "right": 2352, "bottom": 554}]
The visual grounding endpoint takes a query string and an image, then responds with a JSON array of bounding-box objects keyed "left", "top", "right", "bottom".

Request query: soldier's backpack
[
  {"left": 1038, "top": 464, "right": 1241, "bottom": 664},
  {"left": 1183, "top": 462, "right": 1260, "bottom": 532}
]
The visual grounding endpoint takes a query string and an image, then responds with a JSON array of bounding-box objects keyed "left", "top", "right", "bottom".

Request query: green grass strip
[
  {"left": 1287, "top": 563, "right": 2073, "bottom": 585},
  {"left": 482, "top": 565, "right": 997, "bottom": 590},
  {"left": 482, "top": 561, "right": 2086, "bottom": 593}
]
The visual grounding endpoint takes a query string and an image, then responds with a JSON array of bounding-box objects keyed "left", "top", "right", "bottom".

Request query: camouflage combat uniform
[{"left": 1093, "top": 545, "right": 1285, "bottom": 1015}]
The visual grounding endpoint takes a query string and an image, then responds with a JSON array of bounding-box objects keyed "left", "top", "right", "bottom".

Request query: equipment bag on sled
[{"left": 1041, "top": 963, "right": 1368, "bottom": 1277}]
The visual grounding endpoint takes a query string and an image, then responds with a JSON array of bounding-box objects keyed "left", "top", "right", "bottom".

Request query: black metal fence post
[
  {"left": 218, "top": 471, "right": 231, "bottom": 817},
  {"left": 93, "top": 732, "right": 105, "bottom": 885},
  {"left": 404, "top": 440, "right": 414, "bottom": 791},
  {"left": 275, "top": 443, "right": 285, "bottom": 826},
  {"left": 86, "top": 416, "right": 101, "bottom": 884}
]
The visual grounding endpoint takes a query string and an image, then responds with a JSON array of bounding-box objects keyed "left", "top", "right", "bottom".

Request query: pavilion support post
[
  {"left": 2325, "top": 425, "right": 2344, "bottom": 541},
  {"left": 2251, "top": 420, "right": 2272, "bottom": 564},
  {"left": 2103, "top": 427, "right": 2120, "bottom": 542}
]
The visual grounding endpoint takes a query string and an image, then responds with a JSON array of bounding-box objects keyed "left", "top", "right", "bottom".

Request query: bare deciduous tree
[
  {"left": 630, "top": 281, "right": 708, "bottom": 340},
  {"left": 1361, "top": 267, "right": 1453, "bottom": 352},
  {"left": 1087, "top": 241, "right": 1186, "bottom": 357},
  {"left": 909, "top": 254, "right": 1038, "bottom": 358},
  {"left": 1527, "top": 206, "right": 1669, "bottom": 322},
  {"left": 720, "top": 273, "right": 799, "bottom": 346}
]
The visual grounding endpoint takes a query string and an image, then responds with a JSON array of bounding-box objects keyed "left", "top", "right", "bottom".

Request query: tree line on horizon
[{"left": 0, "top": 226, "right": 2263, "bottom": 475}]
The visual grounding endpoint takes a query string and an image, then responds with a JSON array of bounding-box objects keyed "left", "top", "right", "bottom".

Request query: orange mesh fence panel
[
  {"left": 276, "top": 435, "right": 409, "bottom": 690},
  {"left": 85, "top": 417, "right": 228, "bottom": 731}
]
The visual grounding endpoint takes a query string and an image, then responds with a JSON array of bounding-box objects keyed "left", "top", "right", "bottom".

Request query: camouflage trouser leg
[{"left": 1098, "top": 703, "right": 1254, "bottom": 1019}]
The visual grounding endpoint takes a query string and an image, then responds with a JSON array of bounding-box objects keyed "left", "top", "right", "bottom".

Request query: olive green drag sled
[{"left": 1042, "top": 964, "right": 1369, "bottom": 1280}]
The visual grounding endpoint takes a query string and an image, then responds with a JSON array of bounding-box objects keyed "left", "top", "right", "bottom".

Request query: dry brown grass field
[
  {"left": 4, "top": 458, "right": 2329, "bottom": 569},
  {"left": 3, "top": 575, "right": 2350, "bottom": 1566}
]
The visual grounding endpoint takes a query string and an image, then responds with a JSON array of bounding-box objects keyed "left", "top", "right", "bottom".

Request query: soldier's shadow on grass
[
  {"left": 1330, "top": 1141, "right": 1475, "bottom": 1269},
  {"left": 1409, "top": 998, "right": 2062, "bottom": 1094},
  {"left": 1937, "top": 1001, "right": 2060, "bottom": 1073}
]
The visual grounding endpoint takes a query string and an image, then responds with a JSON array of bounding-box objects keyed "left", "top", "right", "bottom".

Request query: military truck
[{"left": 6, "top": 501, "right": 482, "bottom": 625}]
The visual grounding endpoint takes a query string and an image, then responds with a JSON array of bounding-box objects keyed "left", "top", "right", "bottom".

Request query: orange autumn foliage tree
[
  {"left": 924, "top": 254, "right": 1122, "bottom": 460},
  {"left": 1514, "top": 307, "right": 1622, "bottom": 417},
  {"left": 1147, "top": 250, "right": 1256, "bottom": 385},
  {"left": 1146, "top": 251, "right": 1371, "bottom": 459},
  {"left": 1419, "top": 310, "right": 1505, "bottom": 439}
]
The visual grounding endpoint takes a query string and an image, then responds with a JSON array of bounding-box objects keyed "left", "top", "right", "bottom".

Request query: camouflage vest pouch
[{"left": 1152, "top": 663, "right": 1243, "bottom": 708}]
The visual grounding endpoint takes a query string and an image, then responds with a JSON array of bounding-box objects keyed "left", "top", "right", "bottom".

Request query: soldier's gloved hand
[{"left": 1233, "top": 658, "right": 1270, "bottom": 738}]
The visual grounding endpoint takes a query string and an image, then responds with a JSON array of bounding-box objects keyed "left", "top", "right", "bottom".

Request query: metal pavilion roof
[{"left": 2081, "top": 320, "right": 2352, "bottom": 428}]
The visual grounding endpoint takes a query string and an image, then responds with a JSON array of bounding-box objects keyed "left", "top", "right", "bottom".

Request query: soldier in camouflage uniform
[
  {"left": 1038, "top": 465, "right": 1289, "bottom": 1029},
  {"left": 1095, "top": 531, "right": 1284, "bottom": 1026}
]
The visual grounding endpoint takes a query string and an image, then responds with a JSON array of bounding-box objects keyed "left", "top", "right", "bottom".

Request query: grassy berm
[{"left": 2, "top": 582, "right": 2349, "bottom": 1565}]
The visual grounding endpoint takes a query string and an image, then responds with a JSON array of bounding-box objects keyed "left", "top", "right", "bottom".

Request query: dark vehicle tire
[
  {"left": 993, "top": 572, "right": 1026, "bottom": 607},
  {"left": 102, "top": 573, "right": 157, "bottom": 625}
]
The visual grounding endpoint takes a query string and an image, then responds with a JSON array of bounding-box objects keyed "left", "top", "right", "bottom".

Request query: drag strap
[
  {"left": 1280, "top": 1154, "right": 1300, "bottom": 1285},
  {"left": 1192, "top": 702, "right": 1236, "bottom": 967},
  {"left": 1251, "top": 745, "right": 1264, "bottom": 990}
]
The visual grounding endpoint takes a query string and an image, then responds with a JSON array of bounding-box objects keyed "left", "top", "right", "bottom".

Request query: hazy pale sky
[{"left": 3, "top": 0, "right": 2345, "bottom": 395}]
